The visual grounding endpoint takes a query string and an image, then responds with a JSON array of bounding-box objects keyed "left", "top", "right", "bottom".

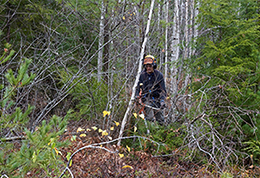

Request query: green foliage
[
  {"left": 189, "top": 0, "right": 260, "bottom": 165},
  {"left": 5, "top": 58, "right": 36, "bottom": 87},
  {"left": 59, "top": 69, "right": 108, "bottom": 120},
  {"left": 220, "top": 172, "right": 234, "bottom": 178},
  {"left": 126, "top": 116, "right": 186, "bottom": 154},
  {"left": 0, "top": 49, "right": 71, "bottom": 177},
  {"left": 0, "top": 44, "right": 15, "bottom": 64},
  {"left": 244, "top": 140, "right": 260, "bottom": 164},
  {"left": 0, "top": 0, "right": 58, "bottom": 38},
  {"left": 59, "top": 68, "right": 126, "bottom": 122},
  {"left": 194, "top": 0, "right": 260, "bottom": 129},
  {"left": 0, "top": 48, "right": 36, "bottom": 134},
  {"left": 1, "top": 113, "right": 70, "bottom": 177}
]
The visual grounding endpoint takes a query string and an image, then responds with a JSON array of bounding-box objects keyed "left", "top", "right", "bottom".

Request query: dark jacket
[{"left": 135, "top": 69, "right": 167, "bottom": 104}]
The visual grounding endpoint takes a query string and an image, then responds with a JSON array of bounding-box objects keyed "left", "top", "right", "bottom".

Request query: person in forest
[{"left": 135, "top": 54, "right": 167, "bottom": 125}]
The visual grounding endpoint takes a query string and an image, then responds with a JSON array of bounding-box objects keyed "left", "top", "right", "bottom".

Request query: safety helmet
[{"left": 143, "top": 55, "right": 157, "bottom": 69}]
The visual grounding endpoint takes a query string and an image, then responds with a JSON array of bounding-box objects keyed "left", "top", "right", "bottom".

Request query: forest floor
[{"left": 58, "top": 119, "right": 260, "bottom": 178}]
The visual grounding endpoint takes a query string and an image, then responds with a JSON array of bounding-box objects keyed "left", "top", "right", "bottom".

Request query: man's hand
[
  {"left": 160, "top": 100, "right": 166, "bottom": 109},
  {"left": 134, "top": 96, "right": 141, "bottom": 104}
]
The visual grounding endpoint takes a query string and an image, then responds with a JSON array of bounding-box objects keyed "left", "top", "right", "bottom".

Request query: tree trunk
[
  {"left": 103, "top": 17, "right": 110, "bottom": 83},
  {"left": 98, "top": 0, "right": 105, "bottom": 82},
  {"left": 164, "top": 0, "right": 169, "bottom": 79},
  {"left": 170, "top": 0, "right": 180, "bottom": 96}
]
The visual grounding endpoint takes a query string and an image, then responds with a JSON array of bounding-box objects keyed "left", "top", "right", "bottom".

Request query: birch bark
[
  {"left": 184, "top": 0, "right": 190, "bottom": 94},
  {"left": 98, "top": 0, "right": 105, "bottom": 82},
  {"left": 170, "top": 0, "right": 180, "bottom": 96},
  {"left": 164, "top": 0, "right": 169, "bottom": 79}
]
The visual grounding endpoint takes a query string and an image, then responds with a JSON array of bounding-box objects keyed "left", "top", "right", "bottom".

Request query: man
[{"left": 135, "top": 55, "right": 167, "bottom": 125}]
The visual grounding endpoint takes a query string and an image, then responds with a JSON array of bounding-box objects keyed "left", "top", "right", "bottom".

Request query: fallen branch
[
  {"left": 1, "top": 136, "right": 25, "bottom": 142},
  {"left": 0, "top": 174, "right": 9, "bottom": 178}
]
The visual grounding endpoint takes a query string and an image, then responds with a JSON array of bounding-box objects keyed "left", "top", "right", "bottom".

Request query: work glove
[{"left": 160, "top": 100, "right": 166, "bottom": 109}]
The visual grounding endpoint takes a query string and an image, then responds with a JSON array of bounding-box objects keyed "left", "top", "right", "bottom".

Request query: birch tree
[
  {"left": 183, "top": 0, "right": 191, "bottom": 112},
  {"left": 170, "top": 0, "right": 180, "bottom": 96},
  {"left": 168, "top": 0, "right": 180, "bottom": 122},
  {"left": 164, "top": 0, "right": 169, "bottom": 79},
  {"left": 98, "top": 0, "right": 105, "bottom": 82}
]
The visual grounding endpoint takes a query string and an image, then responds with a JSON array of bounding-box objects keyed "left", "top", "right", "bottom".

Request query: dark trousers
[{"left": 144, "top": 100, "right": 164, "bottom": 125}]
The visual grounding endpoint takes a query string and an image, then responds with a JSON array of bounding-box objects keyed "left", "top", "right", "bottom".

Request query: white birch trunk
[
  {"left": 117, "top": 0, "right": 156, "bottom": 146},
  {"left": 194, "top": 0, "right": 199, "bottom": 47},
  {"left": 98, "top": 0, "right": 105, "bottom": 82},
  {"left": 186, "top": 0, "right": 190, "bottom": 58},
  {"left": 183, "top": 0, "right": 191, "bottom": 111},
  {"left": 158, "top": 0, "right": 161, "bottom": 30},
  {"left": 164, "top": 0, "right": 169, "bottom": 79},
  {"left": 184, "top": 0, "right": 190, "bottom": 84},
  {"left": 170, "top": 0, "right": 180, "bottom": 95}
]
